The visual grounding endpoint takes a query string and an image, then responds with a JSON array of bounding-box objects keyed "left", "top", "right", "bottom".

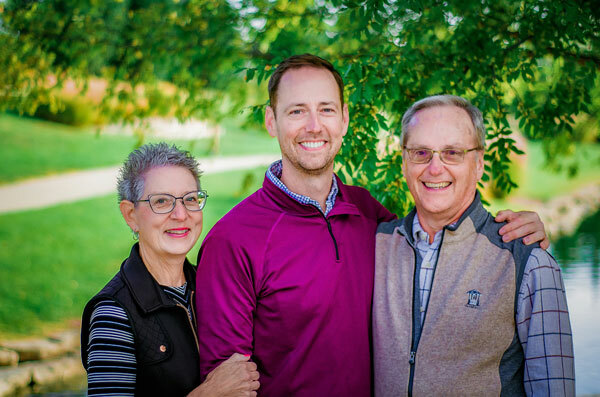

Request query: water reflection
[
  {"left": 553, "top": 208, "right": 600, "bottom": 396},
  {"left": 554, "top": 208, "right": 600, "bottom": 286}
]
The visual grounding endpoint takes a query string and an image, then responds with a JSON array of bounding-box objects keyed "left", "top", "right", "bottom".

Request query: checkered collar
[
  {"left": 412, "top": 215, "right": 444, "bottom": 248},
  {"left": 266, "top": 160, "right": 339, "bottom": 215}
]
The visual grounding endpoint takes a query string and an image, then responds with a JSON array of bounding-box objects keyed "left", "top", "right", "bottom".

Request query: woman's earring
[{"left": 132, "top": 230, "right": 139, "bottom": 240}]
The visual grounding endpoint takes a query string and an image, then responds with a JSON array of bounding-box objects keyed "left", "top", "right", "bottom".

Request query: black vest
[{"left": 81, "top": 244, "right": 201, "bottom": 396}]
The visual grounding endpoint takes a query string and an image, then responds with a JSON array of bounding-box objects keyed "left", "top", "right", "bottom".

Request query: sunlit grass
[
  {"left": 516, "top": 141, "right": 600, "bottom": 201},
  {"left": 0, "top": 167, "right": 266, "bottom": 337},
  {"left": 0, "top": 113, "right": 278, "bottom": 184},
  {"left": 486, "top": 141, "right": 600, "bottom": 215}
]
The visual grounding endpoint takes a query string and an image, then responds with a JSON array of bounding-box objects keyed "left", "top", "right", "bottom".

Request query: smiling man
[
  {"left": 373, "top": 95, "right": 575, "bottom": 396},
  {"left": 195, "top": 54, "right": 393, "bottom": 397},
  {"left": 195, "top": 56, "right": 550, "bottom": 397}
]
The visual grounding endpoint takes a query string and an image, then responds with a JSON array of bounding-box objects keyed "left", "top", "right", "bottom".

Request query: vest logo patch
[{"left": 466, "top": 290, "right": 481, "bottom": 308}]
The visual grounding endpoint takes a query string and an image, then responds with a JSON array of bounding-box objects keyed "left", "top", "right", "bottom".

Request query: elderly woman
[{"left": 81, "top": 143, "right": 259, "bottom": 396}]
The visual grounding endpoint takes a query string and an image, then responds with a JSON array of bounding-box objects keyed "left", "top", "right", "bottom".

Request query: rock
[
  {"left": 0, "top": 329, "right": 80, "bottom": 362},
  {"left": 1, "top": 339, "right": 62, "bottom": 362},
  {"left": 0, "top": 329, "right": 84, "bottom": 396},
  {"left": 48, "top": 329, "right": 80, "bottom": 354},
  {"left": 0, "top": 366, "right": 31, "bottom": 397},
  {"left": 0, "top": 354, "right": 85, "bottom": 396},
  {"left": 0, "top": 348, "right": 18, "bottom": 367},
  {"left": 21, "top": 355, "right": 85, "bottom": 386}
]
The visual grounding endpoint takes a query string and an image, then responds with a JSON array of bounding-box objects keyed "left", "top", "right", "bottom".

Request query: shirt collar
[
  {"left": 412, "top": 215, "right": 444, "bottom": 247},
  {"left": 266, "top": 160, "right": 338, "bottom": 215}
]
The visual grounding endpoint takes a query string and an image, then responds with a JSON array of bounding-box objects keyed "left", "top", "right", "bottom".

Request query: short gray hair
[
  {"left": 400, "top": 94, "right": 486, "bottom": 149},
  {"left": 117, "top": 142, "right": 201, "bottom": 202}
]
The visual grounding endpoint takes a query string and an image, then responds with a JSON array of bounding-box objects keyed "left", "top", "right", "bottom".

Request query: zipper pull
[{"left": 409, "top": 351, "right": 416, "bottom": 365}]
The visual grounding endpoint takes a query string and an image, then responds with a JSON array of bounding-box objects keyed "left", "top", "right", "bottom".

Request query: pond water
[
  {"left": 553, "top": 209, "right": 600, "bottom": 396},
  {"left": 29, "top": 210, "right": 600, "bottom": 396}
]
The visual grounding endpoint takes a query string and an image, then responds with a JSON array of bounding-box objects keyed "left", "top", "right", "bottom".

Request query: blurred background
[{"left": 0, "top": 0, "right": 598, "bottom": 395}]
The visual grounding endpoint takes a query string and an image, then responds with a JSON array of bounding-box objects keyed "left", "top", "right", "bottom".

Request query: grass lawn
[
  {"left": 0, "top": 113, "right": 278, "bottom": 184},
  {"left": 515, "top": 141, "right": 600, "bottom": 201},
  {"left": 486, "top": 141, "right": 600, "bottom": 213},
  {"left": 0, "top": 166, "right": 266, "bottom": 337}
]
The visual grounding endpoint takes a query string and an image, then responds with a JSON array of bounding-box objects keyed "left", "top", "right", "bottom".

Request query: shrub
[{"left": 34, "top": 97, "right": 100, "bottom": 127}]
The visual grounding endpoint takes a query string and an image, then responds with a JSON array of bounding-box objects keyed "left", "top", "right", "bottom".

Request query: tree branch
[{"left": 546, "top": 47, "right": 600, "bottom": 67}]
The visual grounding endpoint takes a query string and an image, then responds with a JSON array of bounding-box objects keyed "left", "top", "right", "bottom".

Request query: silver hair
[
  {"left": 116, "top": 142, "right": 201, "bottom": 202},
  {"left": 400, "top": 94, "right": 486, "bottom": 149}
]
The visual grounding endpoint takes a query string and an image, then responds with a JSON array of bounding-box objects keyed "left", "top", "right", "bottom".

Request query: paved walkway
[{"left": 0, "top": 154, "right": 279, "bottom": 214}]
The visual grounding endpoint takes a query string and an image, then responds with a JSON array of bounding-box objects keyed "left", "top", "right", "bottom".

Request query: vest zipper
[
  {"left": 407, "top": 228, "right": 446, "bottom": 396},
  {"left": 406, "top": 230, "right": 419, "bottom": 397},
  {"left": 408, "top": 254, "right": 417, "bottom": 397},
  {"left": 176, "top": 290, "right": 199, "bottom": 352},
  {"left": 408, "top": 350, "right": 417, "bottom": 396}
]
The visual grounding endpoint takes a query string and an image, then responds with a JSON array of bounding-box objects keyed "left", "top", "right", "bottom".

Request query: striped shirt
[
  {"left": 412, "top": 216, "right": 574, "bottom": 395},
  {"left": 266, "top": 160, "right": 339, "bottom": 215},
  {"left": 86, "top": 283, "right": 191, "bottom": 396}
]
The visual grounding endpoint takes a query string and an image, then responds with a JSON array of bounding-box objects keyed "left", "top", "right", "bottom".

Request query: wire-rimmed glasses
[
  {"left": 136, "top": 190, "right": 208, "bottom": 214},
  {"left": 403, "top": 147, "right": 482, "bottom": 165}
]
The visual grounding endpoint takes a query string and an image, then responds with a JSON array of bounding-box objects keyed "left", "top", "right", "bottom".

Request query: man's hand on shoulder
[{"left": 496, "top": 209, "right": 550, "bottom": 250}]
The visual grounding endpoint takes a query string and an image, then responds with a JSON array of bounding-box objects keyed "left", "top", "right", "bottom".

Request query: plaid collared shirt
[
  {"left": 412, "top": 216, "right": 443, "bottom": 326},
  {"left": 518, "top": 248, "right": 575, "bottom": 395},
  {"left": 266, "top": 160, "right": 339, "bottom": 216}
]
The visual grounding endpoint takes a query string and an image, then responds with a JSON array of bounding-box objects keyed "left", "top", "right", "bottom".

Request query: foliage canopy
[
  {"left": 2, "top": 0, "right": 599, "bottom": 215},
  {"left": 1, "top": 0, "right": 239, "bottom": 122},
  {"left": 239, "top": 0, "right": 600, "bottom": 214}
]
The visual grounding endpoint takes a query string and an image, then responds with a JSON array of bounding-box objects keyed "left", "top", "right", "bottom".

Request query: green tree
[
  {"left": 0, "top": 0, "right": 240, "bottom": 123},
  {"left": 241, "top": 0, "right": 600, "bottom": 215}
]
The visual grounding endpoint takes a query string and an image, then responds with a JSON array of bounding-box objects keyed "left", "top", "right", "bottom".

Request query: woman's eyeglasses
[{"left": 136, "top": 190, "right": 208, "bottom": 214}]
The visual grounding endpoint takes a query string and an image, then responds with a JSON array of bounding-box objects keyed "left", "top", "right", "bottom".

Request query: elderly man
[
  {"left": 373, "top": 95, "right": 574, "bottom": 396},
  {"left": 196, "top": 56, "right": 549, "bottom": 396}
]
